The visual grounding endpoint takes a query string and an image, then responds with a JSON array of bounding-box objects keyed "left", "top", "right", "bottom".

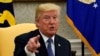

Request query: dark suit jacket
[{"left": 14, "top": 29, "right": 71, "bottom": 56}]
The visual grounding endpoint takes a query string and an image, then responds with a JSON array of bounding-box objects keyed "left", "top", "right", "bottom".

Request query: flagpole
[{"left": 81, "top": 42, "right": 84, "bottom": 56}]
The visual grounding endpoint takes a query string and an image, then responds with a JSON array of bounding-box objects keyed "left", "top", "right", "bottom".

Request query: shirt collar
[{"left": 39, "top": 30, "right": 55, "bottom": 43}]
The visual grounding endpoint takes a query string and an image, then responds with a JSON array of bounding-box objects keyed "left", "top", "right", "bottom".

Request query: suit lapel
[{"left": 54, "top": 35, "right": 63, "bottom": 56}]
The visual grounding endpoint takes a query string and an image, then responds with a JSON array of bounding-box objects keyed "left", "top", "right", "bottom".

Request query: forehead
[
  {"left": 36, "top": 10, "right": 60, "bottom": 21},
  {"left": 40, "top": 10, "right": 59, "bottom": 16}
]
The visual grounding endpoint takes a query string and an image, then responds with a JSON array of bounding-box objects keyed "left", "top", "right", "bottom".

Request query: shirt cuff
[{"left": 24, "top": 46, "right": 36, "bottom": 56}]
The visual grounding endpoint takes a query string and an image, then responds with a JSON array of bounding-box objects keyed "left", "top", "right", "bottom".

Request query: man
[{"left": 14, "top": 3, "right": 71, "bottom": 56}]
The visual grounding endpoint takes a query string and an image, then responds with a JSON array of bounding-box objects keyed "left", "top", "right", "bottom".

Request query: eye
[
  {"left": 44, "top": 15, "right": 50, "bottom": 20},
  {"left": 53, "top": 16, "right": 57, "bottom": 19}
]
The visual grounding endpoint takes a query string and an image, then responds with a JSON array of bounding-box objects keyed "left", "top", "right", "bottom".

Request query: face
[{"left": 36, "top": 10, "right": 60, "bottom": 37}]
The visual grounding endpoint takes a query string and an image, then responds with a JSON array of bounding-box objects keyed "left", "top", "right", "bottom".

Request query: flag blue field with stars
[
  {"left": 66, "top": 0, "right": 100, "bottom": 56},
  {"left": 0, "top": 0, "right": 16, "bottom": 27}
]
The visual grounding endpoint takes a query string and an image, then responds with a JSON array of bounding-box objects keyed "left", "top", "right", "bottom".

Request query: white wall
[{"left": 13, "top": 2, "right": 78, "bottom": 39}]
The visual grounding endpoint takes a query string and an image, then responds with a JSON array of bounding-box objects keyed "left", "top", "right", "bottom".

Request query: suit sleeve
[
  {"left": 24, "top": 45, "right": 36, "bottom": 56},
  {"left": 14, "top": 34, "right": 28, "bottom": 56}
]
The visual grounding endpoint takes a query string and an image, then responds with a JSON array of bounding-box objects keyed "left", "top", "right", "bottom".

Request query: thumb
[{"left": 36, "top": 39, "right": 41, "bottom": 48}]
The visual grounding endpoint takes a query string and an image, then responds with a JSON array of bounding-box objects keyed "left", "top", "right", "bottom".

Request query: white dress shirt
[{"left": 24, "top": 31, "right": 55, "bottom": 56}]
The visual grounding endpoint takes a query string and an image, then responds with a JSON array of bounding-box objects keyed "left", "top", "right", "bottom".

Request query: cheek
[
  {"left": 56, "top": 21, "right": 59, "bottom": 27},
  {"left": 39, "top": 22, "right": 48, "bottom": 28},
  {"left": 56, "top": 24, "right": 59, "bottom": 29}
]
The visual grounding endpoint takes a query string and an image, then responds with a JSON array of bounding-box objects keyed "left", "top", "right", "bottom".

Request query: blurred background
[{"left": 0, "top": 0, "right": 92, "bottom": 56}]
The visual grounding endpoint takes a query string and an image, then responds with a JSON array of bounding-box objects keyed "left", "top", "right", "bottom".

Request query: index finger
[{"left": 33, "top": 35, "right": 40, "bottom": 42}]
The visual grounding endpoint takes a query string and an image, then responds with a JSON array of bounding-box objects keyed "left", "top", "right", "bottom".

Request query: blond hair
[{"left": 35, "top": 3, "right": 61, "bottom": 21}]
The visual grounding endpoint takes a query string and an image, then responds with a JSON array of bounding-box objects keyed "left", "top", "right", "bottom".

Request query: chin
[{"left": 49, "top": 32, "right": 56, "bottom": 35}]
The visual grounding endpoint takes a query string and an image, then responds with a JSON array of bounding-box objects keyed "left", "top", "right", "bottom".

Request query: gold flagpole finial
[
  {"left": 78, "top": 0, "right": 96, "bottom": 4},
  {"left": 0, "top": 0, "right": 12, "bottom": 3}
]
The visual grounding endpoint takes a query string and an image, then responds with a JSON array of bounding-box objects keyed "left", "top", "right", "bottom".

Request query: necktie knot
[{"left": 47, "top": 38, "right": 53, "bottom": 43}]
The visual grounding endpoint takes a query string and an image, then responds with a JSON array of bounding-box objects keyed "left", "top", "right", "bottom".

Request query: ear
[{"left": 35, "top": 20, "right": 39, "bottom": 28}]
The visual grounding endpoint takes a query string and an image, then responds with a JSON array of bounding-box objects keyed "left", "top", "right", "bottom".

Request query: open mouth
[{"left": 49, "top": 26, "right": 55, "bottom": 30}]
